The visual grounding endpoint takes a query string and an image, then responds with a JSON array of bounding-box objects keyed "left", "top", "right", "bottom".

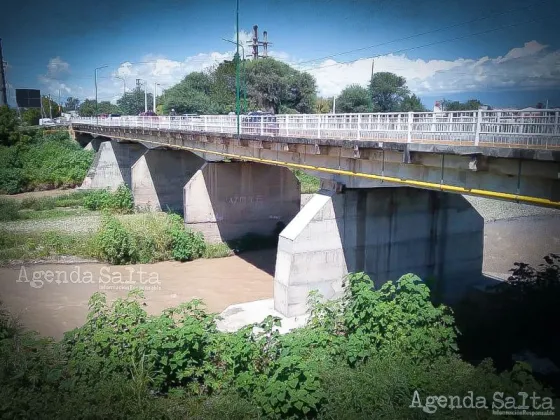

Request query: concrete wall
[
  {"left": 275, "top": 187, "right": 484, "bottom": 317},
  {"left": 184, "top": 162, "right": 301, "bottom": 243},
  {"left": 132, "top": 149, "right": 204, "bottom": 213},
  {"left": 80, "top": 141, "right": 146, "bottom": 190}
]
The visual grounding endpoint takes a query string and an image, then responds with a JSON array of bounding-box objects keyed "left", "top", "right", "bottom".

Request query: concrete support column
[
  {"left": 132, "top": 149, "right": 204, "bottom": 214},
  {"left": 184, "top": 162, "right": 301, "bottom": 243},
  {"left": 79, "top": 141, "right": 146, "bottom": 190},
  {"left": 274, "top": 187, "right": 484, "bottom": 317}
]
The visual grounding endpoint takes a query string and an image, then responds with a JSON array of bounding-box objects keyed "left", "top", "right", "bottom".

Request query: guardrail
[{"left": 72, "top": 110, "right": 560, "bottom": 149}]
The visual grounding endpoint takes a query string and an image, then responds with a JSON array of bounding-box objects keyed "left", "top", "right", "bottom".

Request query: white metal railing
[{"left": 71, "top": 110, "right": 560, "bottom": 149}]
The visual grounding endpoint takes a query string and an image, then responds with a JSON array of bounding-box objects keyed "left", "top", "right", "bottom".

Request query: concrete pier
[
  {"left": 274, "top": 187, "right": 484, "bottom": 317},
  {"left": 80, "top": 141, "right": 146, "bottom": 190},
  {"left": 132, "top": 149, "right": 204, "bottom": 213},
  {"left": 184, "top": 162, "right": 301, "bottom": 243}
]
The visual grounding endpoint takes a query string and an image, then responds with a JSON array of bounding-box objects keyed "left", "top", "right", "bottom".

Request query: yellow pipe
[{"left": 83, "top": 132, "right": 560, "bottom": 208}]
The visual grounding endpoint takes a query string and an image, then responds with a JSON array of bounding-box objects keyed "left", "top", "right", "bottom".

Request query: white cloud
[
  {"left": 286, "top": 40, "right": 560, "bottom": 97},
  {"left": 38, "top": 57, "right": 73, "bottom": 98}
]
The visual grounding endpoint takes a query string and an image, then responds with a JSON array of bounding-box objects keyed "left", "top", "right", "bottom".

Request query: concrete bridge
[{"left": 71, "top": 110, "right": 560, "bottom": 317}]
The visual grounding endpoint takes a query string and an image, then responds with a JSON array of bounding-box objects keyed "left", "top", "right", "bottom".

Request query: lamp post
[
  {"left": 114, "top": 76, "right": 126, "bottom": 97},
  {"left": 95, "top": 65, "right": 108, "bottom": 125},
  {"left": 222, "top": 38, "right": 246, "bottom": 114},
  {"left": 153, "top": 82, "right": 163, "bottom": 113}
]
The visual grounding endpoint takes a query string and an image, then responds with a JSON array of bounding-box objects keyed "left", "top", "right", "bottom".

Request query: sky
[{"left": 3, "top": 0, "right": 560, "bottom": 109}]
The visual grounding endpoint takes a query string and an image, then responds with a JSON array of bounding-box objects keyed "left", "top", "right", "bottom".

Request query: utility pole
[
  {"left": 0, "top": 38, "right": 8, "bottom": 106},
  {"left": 48, "top": 94, "right": 52, "bottom": 119},
  {"left": 333, "top": 96, "right": 336, "bottom": 114},
  {"left": 58, "top": 89, "right": 61, "bottom": 115},
  {"left": 247, "top": 25, "right": 272, "bottom": 60},
  {"left": 370, "top": 58, "right": 375, "bottom": 113},
  {"left": 153, "top": 82, "right": 157, "bottom": 112},
  {"left": 235, "top": 0, "right": 240, "bottom": 137},
  {"left": 95, "top": 65, "right": 108, "bottom": 125}
]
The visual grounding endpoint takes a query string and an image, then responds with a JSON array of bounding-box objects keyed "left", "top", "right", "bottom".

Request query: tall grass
[{"left": 293, "top": 169, "right": 320, "bottom": 193}]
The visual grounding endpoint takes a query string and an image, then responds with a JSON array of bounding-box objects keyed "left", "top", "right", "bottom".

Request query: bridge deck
[{"left": 73, "top": 109, "right": 560, "bottom": 150}]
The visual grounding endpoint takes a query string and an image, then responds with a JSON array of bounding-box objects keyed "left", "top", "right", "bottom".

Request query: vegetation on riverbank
[
  {"left": 293, "top": 169, "right": 320, "bottom": 194},
  {"left": 0, "top": 106, "right": 93, "bottom": 194},
  {"left": 1, "top": 271, "right": 557, "bottom": 419}
]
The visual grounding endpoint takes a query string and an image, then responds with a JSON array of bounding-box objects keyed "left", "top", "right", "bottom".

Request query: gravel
[
  {"left": 464, "top": 196, "right": 559, "bottom": 223},
  {"left": 0, "top": 215, "right": 102, "bottom": 234},
  {"left": 0, "top": 194, "right": 557, "bottom": 235}
]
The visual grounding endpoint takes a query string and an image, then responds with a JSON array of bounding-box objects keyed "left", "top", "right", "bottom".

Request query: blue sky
[{"left": 3, "top": 0, "right": 560, "bottom": 108}]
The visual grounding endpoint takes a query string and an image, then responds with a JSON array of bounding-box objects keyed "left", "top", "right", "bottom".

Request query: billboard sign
[{"left": 16, "top": 89, "right": 41, "bottom": 108}]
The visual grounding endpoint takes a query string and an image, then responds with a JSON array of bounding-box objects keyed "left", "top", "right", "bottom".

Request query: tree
[
  {"left": 315, "top": 97, "right": 332, "bottom": 114},
  {"left": 441, "top": 98, "right": 483, "bottom": 111},
  {"left": 368, "top": 72, "right": 409, "bottom": 112},
  {"left": 400, "top": 94, "right": 426, "bottom": 112},
  {"left": 162, "top": 58, "right": 317, "bottom": 115},
  {"left": 335, "top": 84, "right": 371, "bottom": 113},
  {"left": 64, "top": 97, "right": 81, "bottom": 111},
  {"left": 116, "top": 88, "right": 153, "bottom": 115},
  {"left": 78, "top": 99, "right": 120, "bottom": 117},
  {"left": 41, "top": 96, "right": 62, "bottom": 119},
  {"left": 0, "top": 105, "right": 20, "bottom": 146},
  {"left": 21, "top": 108, "right": 42, "bottom": 126}
]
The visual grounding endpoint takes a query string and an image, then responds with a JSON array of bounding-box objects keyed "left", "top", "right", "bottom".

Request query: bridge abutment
[
  {"left": 183, "top": 162, "right": 301, "bottom": 243},
  {"left": 274, "top": 187, "right": 484, "bottom": 317}
]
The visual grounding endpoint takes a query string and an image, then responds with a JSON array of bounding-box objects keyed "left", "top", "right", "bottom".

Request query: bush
[
  {"left": 0, "top": 198, "right": 21, "bottom": 221},
  {"left": 91, "top": 214, "right": 138, "bottom": 264},
  {"left": 20, "top": 131, "right": 94, "bottom": 190},
  {"left": 83, "top": 185, "right": 134, "bottom": 213},
  {"left": 166, "top": 213, "right": 205, "bottom": 262},
  {"left": 0, "top": 130, "right": 93, "bottom": 194},
  {"left": 0, "top": 146, "right": 24, "bottom": 194},
  {"left": 293, "top": 169, "right": 320, "bottom": 194},
  {"left": 1, "top": 268, "right": 558, "bottom": 420}
]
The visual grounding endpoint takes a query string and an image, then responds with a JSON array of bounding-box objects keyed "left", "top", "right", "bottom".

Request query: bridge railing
[{"left": 72, "top": 109, "right": 560, "bottom": 149}]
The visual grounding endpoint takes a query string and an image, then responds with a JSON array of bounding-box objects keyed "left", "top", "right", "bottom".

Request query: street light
[
  {"left": 153, "top": 82, "right": 163, "bottom": 113},
  {"left": 222, "top": 38, "right": 247, "bottom": 114},
  {"left": 114, "top": 76, "right": 126, "bottom": 96},
  {"left": 95, "top": 65, "right": 108, "bottom": 125}
]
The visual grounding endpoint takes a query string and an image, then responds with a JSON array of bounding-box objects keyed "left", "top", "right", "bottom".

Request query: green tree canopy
[
  {"left": 161, "top": 58, "right": 317, "bottom": 115},
  {"left": 21, "top": 108, "right": 42, "bottom": 126},
  {"left": 41, "top": 96, "right": 62, "bottom": 119},
  {"left": 0, "top": 106, "right": 21, "bottom": 146},
  {"left": 368, "top": 72, "right": 410, "bottom": 112},
  {"left": 335, "top": 84, "right": 371, "bottom": 113},
  {"left": 78, "top": 100, "right": 121, "bottom": 117},
  {"left": 116, "top": 88, "right": 154, "bottom": 115},
  {"left": 441, "top": 98, "right": 483, "bottom": 111},
  {"left": 399, "top": 94, "right": 427, "bottom": 112},
  {"left": 315, "top": 97, "right": 332, "bottom": 114}
]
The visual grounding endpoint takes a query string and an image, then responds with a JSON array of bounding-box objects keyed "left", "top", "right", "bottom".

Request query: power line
[
  {"left": 301, "top": 15, "right": 552, "bottom": 72},
  {"left": 296, "top": 0, "right": 552, "bottom": 66}
]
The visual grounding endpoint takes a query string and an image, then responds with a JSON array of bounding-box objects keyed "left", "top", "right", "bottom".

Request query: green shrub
[
  {"left": 83, "top": 185, "right": 134, "bottom": 213},
  {"left": 0, "top": 146, "right": 24, "bottom": 194},
  {"left": 293, "top": 169, "right": 320, "bottom": 194},
  {"left": 20, "top": 132, "right": 94, "bottom": 190},
  {"left": 0, "top": 198, "right": 21, "bottom": 221},
  {"left": 91, "top": 214, "right": 138, "bottom": 264},
  {"left": 1, "top": 266, "right": 558, "bottom": 420},
  {"left": 166, "top": 213, "right": 205, "bottom": 261}
]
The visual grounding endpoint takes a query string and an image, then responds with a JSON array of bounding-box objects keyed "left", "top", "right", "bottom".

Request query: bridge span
[{"left": 71, "top": 109, "right": 560, "bottom": 317}]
